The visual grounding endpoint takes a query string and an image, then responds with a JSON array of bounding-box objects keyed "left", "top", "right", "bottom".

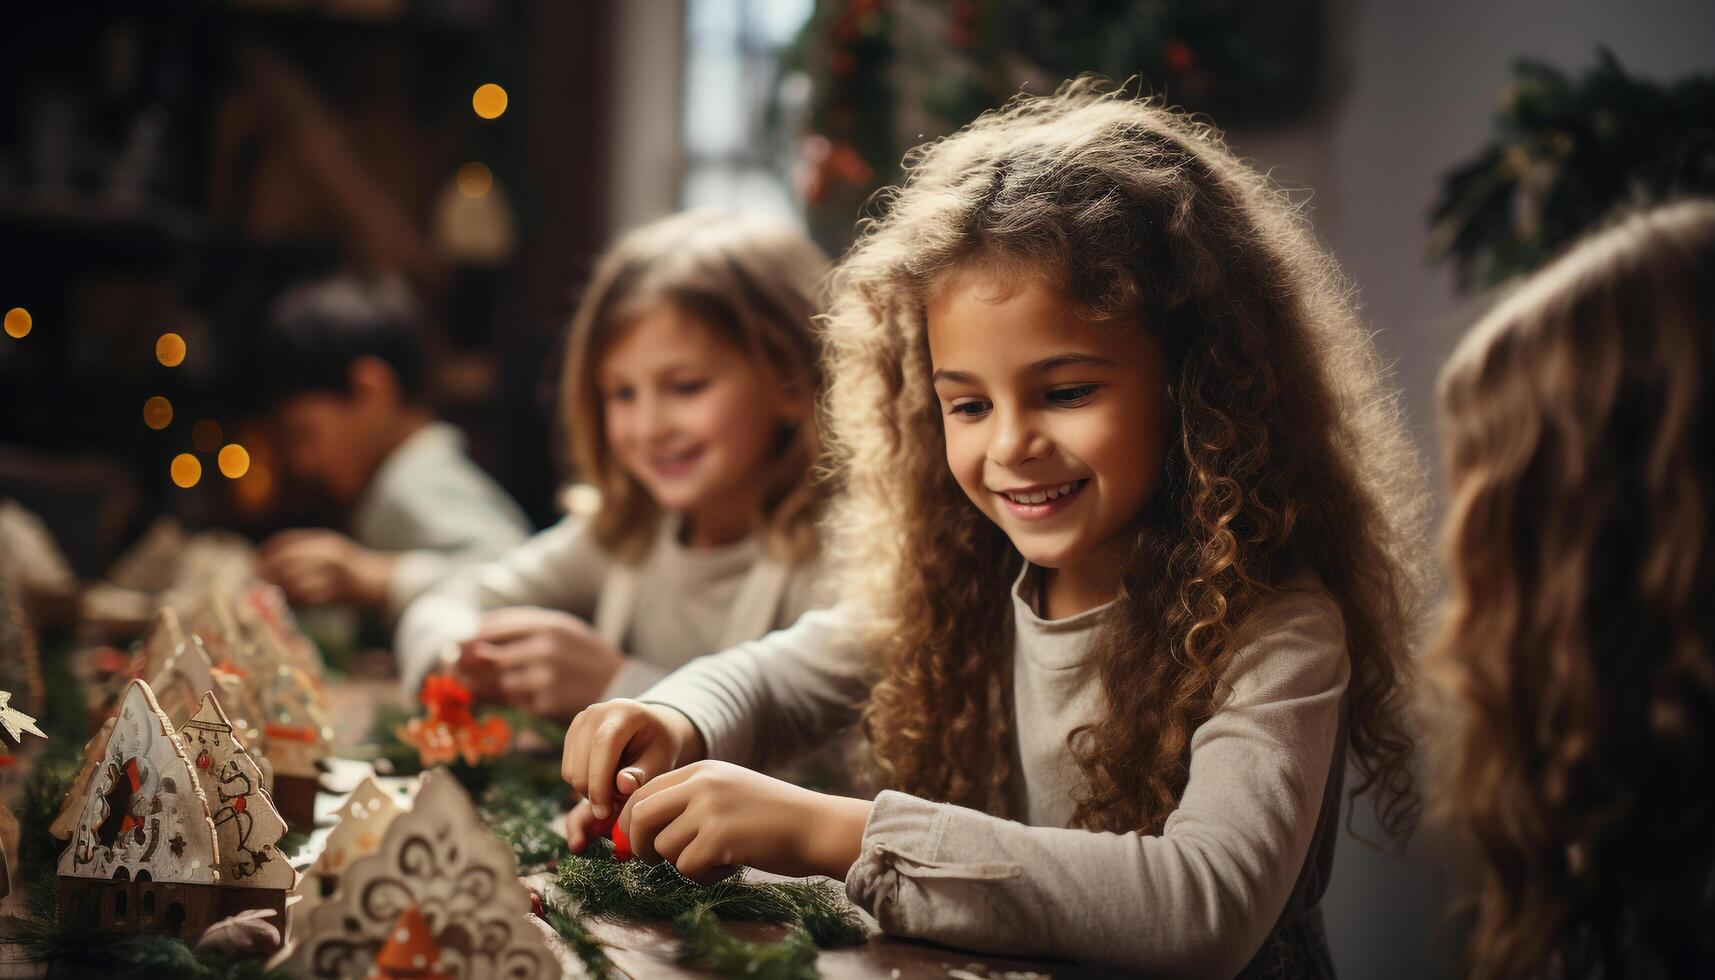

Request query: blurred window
[{"left": 680, "top": 0, "right": 814, "bottom": 222}]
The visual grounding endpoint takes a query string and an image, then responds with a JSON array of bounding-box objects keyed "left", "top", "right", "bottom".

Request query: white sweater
[
  {"left": 393, "top": 513, "right": 831, "bottom": 694},
  {"left": 348, "top": 421, "right": 531, "bottom": 617},
  {"left": 638, "top": 568, "right": 1350, "bottom": 977}
]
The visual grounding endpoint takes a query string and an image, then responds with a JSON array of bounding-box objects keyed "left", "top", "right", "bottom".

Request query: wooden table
[{"left": 526, "top": 872, "right": 1113, "bottom": 980}]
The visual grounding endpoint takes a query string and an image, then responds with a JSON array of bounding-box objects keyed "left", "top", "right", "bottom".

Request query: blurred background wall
[{"left": 2, "top": 2, "right": 1712, "bottom": 973}]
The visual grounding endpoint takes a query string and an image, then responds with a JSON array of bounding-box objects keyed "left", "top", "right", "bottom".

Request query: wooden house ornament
[
  {"left": 179, "top": 589, "right": 330, "bottom": 830},
  {"left": 57, "top": 679, "right": 294, "bottom": 949},
  {"left": 293, "top": 776, "right": 405, "bottom": 924},
  {"left": 283, "top": 770, "right": 563, "bottom": 979},
  {"left": 50, "top": 716, "right": 115, "bottom": 842}
]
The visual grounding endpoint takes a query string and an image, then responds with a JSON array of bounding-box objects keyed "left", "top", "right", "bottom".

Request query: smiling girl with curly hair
[{"left": 562, "top": 78, "right": 1431, "bottom": 976}]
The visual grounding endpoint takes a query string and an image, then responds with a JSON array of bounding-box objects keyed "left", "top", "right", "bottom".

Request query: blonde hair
[
  {"left": 560, "top": 210, "right": 830, "bottom": 561},
  {"left": 1428, "top": 199, "right": 1715, "bottom": 978},
  {"left": 824, "top": 78, "right": 1430, "bottom": 840}
]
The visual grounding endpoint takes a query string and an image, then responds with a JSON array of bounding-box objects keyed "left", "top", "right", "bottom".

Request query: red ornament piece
[
  {"left": 369, "top": 904, "right": 450, "bottom": 979},
  {"left": 609, "top": 820, "right": 632, "bottom": 861},
  {"left": 197, "top": 749, "right": 212, "bottom": 769},
  {"left": 528, "top": 890, "right": 545, "bottom": 920},
  {"left": 231, "top": 794, "right": 247, "bottom": 813}
]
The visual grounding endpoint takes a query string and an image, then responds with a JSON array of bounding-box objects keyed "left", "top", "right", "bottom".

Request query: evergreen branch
[{"left": 672, "top": 905, "right": 819, "bottom": 980}]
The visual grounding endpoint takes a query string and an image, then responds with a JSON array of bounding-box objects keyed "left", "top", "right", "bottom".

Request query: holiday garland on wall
[
  {"left": 1431, "top": 47, "right": 1715, "bottom": 291},
  {"left": 780, "top": 0, "right": 1328, "bottom": 245}
]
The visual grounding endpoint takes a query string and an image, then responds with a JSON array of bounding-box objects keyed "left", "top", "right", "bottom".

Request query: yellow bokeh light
[
  {"left": 4, "top": 307, "right": 30, "bottom": 339},
  {"left": 156, "top": 332, "right": 187, "bottom": 367},
  {"left": 170, "top": 453, "right": 202, "bottom": 489},
  {"left": 218, "top": 443, "right": 251, "bottom": 479},
  {"left": 192, "top": 419, "right": 223, "bottom": 453},
  {"left": 143, "top": 396, "right": 174, "bottom": 430},
  {"left": 472, "top": 83, "right": 508, "bottom": 119},
  {"left": 456, "top": 162, "right": 493, "bottom": 198}
]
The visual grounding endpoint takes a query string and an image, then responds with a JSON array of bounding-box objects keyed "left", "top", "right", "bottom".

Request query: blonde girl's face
[
  {"left": 599, "top": 303, "right": 798, "bottom": 544},
  {"left": 927, "top": 267, "right": 1169, "bottom": 587}
]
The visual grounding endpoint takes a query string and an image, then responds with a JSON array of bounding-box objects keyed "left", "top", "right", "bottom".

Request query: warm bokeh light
[
  {"left": 472, "top": 83, "right": 508, "bottom": 119},
  {"left": 156, "top": 332, "right": 186, "bottom": 367},
  {"left": 143, "top": 396, "right": 174, "bottom": 430},
  {"left": 192, "top": 419, "right": 223, "bottom": 453},
  {"left": 218, "top": 443, "right": 251, "bottom": 479},
  {"left": 170, "top": 453, "right": 201, "bottom": 489},
  {"left": 457, "top": 162, "right": 493, "bottom": 198},
  {"left": 4, "top": 307, "right": 30, "bottom": 339}
]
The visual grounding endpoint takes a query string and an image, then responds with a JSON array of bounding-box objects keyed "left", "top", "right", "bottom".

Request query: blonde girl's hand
[
  {"left": 562, "top": 699, "right": 704, "bottom": 821},
  {"left": 468, "top": 607, "right": 625, "bottom": 720},
  {"left": 617, "top": 760, "right": 873, "bottom": 884}
]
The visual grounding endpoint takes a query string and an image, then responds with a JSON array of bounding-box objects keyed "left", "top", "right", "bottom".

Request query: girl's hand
[
  {"left": 258, "top": 529, "right": 395, "bottom": 609},
  {"left": 617, "top": 760, "right": 873, "bottom": 883},
  {"left": 461, "top": 607, "right": 625, "bottom": 720},
  {"left": 562, "top": 699, "right": 704, "bottom": 821}
]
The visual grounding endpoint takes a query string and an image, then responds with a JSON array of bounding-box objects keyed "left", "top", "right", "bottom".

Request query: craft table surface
[
  {"left": 307, "top": 676, "right": 1115, "bottom": 979},
  {"left": 523, "top": 872, "right": 1117, "bottom": 980}
]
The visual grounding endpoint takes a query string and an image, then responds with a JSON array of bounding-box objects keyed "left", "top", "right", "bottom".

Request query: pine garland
[
  {"left": 558, "top": 839, "right": 866, "bottom": 949},
  {"left": 672, "top": 906, "right": 820, "bottom": 980},
  {"left": 538, "top": 893, "right": 614, "bottom": 979}
]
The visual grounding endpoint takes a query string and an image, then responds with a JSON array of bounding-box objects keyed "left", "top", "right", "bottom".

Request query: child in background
[
  {"left": 562, "top": 80, "right": 1430, "bottom": 976},
  {"left": 253, "top": 274, "right": 530, "bottom": 620},
  {"left": 395, "top": 210, "right": 833, "bottom": 720},
  {"left": 1428, "top": 200, "right": 1715, "bottom": 978}
]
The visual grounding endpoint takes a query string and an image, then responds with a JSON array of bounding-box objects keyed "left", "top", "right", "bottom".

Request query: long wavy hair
[
  {"left": 1428, "top": 199, "right": 1715, "bottom": 978},
  {"left": 560, "top": 210, "right": 830, "bottom": 561},
  {"left": 825, "top": 79, "right": 1430, "bottom": 841}
]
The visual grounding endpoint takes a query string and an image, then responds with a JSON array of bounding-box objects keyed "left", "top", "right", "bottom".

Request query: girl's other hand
[
  {"left": 617, "top": 760, "right": 872, "bottom": 883},
  {"left": 468, "top": 607, "right": 624, "bottom": 720},
  {"left": 562, "top": 699, "right": 704, "bottom": 821}
]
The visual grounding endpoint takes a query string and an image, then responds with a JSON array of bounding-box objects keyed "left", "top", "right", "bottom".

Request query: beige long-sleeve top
[
  {"left": 638, "top": 568, "right": 1350, "bottom": 977},
  {"left": 348, "top": 421, "right": 532, "bottom": 617},
  {"left": 393, "top": 513, "right": 832, "bottom": 694}
]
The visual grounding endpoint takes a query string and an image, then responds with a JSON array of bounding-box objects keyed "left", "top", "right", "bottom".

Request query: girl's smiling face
[
  {"left": 600, "top": 302, "right": 801, "bottom": 546},
  {"left": 927, "top": 266, "right": 1169, "bottom": 612}
]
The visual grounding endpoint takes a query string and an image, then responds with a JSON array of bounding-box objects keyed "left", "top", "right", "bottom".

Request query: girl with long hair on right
[
  {"left": 1428, "top": 199, "right": 1715, "bottom": 978},
  {"left": 562, "top": 79, "right": 1430, "bottom": 976}
]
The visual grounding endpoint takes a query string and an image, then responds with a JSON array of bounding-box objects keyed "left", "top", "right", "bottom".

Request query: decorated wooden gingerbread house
[
  {"left": 283, "top": 769, "right": 568, "bottom": 978},
  {"left": 57, "top": 679, "right": 296, "bottom": 948}
]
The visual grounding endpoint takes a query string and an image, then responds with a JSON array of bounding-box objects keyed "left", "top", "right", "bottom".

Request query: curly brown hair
[
  {"left": 560, "top": 210, "right": 830, "bottom": 562},
  {"left": 822, "top": 78, "right": 1430, "bottom": 841},
  {"left": 1429, "top": 199, "right": 1715, "bottom": 978}
]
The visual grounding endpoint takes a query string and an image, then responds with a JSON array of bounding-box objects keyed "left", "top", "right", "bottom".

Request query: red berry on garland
[
  {"left": 529, "top": 890, "right": 546, "bottom": 920},
  {"left": 609, "top": 820, "right": 632, "bottom": 861}
]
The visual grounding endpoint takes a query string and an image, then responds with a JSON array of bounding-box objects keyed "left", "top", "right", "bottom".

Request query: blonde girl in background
[
  {"left": 562, "top": 80, "right": 1430, "bottom": 977},
  {"left": 395, "top": 210, "right": 832, "bottom": 720},
  {"left": 1428, "top": 200, "right": 1715, "bottom": 978}
]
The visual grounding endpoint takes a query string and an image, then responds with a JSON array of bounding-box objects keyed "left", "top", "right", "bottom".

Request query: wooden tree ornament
[
  {"left": 182, "top": 693, "right": 297, "bottom": 894},
  {"left": 283, "top": 770, "right": 563, "bottom": 979}
]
